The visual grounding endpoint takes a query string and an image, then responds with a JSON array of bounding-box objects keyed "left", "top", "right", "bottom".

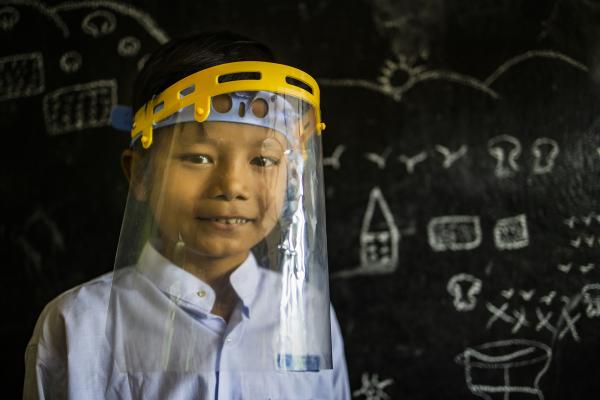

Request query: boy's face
[{"left": 136, "top": 121, "right": 288, "bottom": 262}]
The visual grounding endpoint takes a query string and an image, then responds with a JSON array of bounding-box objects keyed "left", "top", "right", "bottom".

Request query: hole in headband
[
  {"left": 212, "top": 94, "right": 233, "bottom": 113},
  {"left": 285, "top": 76, "right": 313, "bottom": 94},
  {"left": 153, "top": 101, "right": 164, "bottom": 114},
  {"left": 218, "top": 71, "right": 261, "bottom": 83},
  {"left": 179, "top": 85, "right": 195, "bottom": 98},
  {"left": 251, "top": 98, "right": 268, "bottom": 118}
]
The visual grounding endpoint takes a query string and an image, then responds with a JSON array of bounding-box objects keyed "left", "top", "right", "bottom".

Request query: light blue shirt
[{"left": 24, "top": 244, "right": 350, "bottom": 400}]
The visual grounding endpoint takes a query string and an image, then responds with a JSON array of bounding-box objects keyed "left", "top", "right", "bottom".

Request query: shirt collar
[{"left": 136, "top": 242, "right": 261, "bottom": 317}]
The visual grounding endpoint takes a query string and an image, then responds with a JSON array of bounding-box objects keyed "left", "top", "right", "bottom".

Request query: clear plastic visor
[{"left": 106, "top": 91, "right": 332, "bottom": 373}]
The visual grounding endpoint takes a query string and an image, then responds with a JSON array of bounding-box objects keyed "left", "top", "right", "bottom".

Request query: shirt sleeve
[{"left": 330, "top": 304, "right": 351, "bottom": 400}]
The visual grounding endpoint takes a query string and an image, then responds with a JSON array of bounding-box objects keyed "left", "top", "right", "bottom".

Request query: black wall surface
[{"left": 4, "top": 0, "right": 600, "bottom": 398}]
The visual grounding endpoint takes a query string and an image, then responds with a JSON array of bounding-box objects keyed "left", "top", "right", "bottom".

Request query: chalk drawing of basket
[{"left": 455, "top": 339, "right": 552, "bottom": 400}]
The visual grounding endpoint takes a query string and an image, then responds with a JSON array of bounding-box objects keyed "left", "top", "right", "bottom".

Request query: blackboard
[{"left": 4, "top": 0, "right": 600, "bottom": 398}]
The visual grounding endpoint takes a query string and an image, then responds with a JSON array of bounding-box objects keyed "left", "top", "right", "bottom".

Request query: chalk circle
[
  {"left": 60, "top": 51, "right": 83, "bottom": 73},
  {"left": 0, "top": 6, "right": 19, "bottom": 31},
  {"left": 118, "top": 36, "right": 141, "bottom": 57},
  {"left": 137, "top": 53, "right": 150, "bottom": 71},
  {"left": 82, "top": 10, "right": 117, "bottom": 37}
]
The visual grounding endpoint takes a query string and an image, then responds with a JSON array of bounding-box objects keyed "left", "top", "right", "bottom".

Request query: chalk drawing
[
  {"left": 584, "top": 235, "right": 595, "bottom": 247},
  {"left": 535, "top": 308, "right": 557, "bottom": 334},
  {"left": 53, "top": 1, "right": 169, "bottom": 44},
  {"left": 532, "top": 138, "right": 560, "bottom": 175},
  {"left": 519, "top": 290, "right": 535, "bottom": 301},
  {"left": 333, "top": 187, "right": 399, "bottom": 279},
  {"left": 117, "top": 35, "right": 141, "bottom": 57},
  {"left": 4, "top": 0, "right": 69, "bottom": 37},
  {"left": 447, "top": 273, "right": 482, "bottom": 312},
  {"left": 582, "top": 213, "right": 595, "bottom": 226},
  {"left": 352, "top": 372, "right": 394, "bottom": 400},
  {"left": 456, "top": 339, "right": 552, "bottom": 400},
  {"left": 582, "top": 283, "right": 600, "bottom": 318},
  {"left": 580, "top": 263, "right": 595, "bottom": 274},
  {"left": 42, "top": 79, "right": 117, "bottom": 135},
  {"left": 539, "top": 291, "right": 556, "bottom": 305},
  {"left": 435, "top": 144, "right": 468, "bottom": 168},
  {"left": 323, "top": 144, "right": 346, "bottom": 170},
  {"left": 427, "top": 215, "right": 481, "bottom": 252},
  {"left": 81, "top": 9, "right": 116, "bottom": 37},
  {"left": 59, "top": 51, "right": 82, "bottom": 73},
  {"left": 511, "top": 308, "right": 530, "bottom": 333},
  {"left": 484, "top": 50, "right": 589, "bottom": 86},
  {"left": 557, "top": 307, "right": 581, "bottom": 342},
  {"left": 570, "top": 237, "right": 582, "bottom": 248},
  {"left": 0, "top": 52, "right": 45, "bottom": 101},
  {"left": 501, "top": 289, "right": 514, "bottom": 300},
  {"left": 494, "top": 214, "right": 529, "bottom": 250},
  {"left": 365, "top": 147, "right": 392, "bottom": 169},
  {"left": 487, "top": 135, "right": 522, "bottom": 178},
  {"left": 557, "top": 263, "right": 572, "bottom": 273},
  {"left": 0, "top": 5, "right": 19, "bottom": 31},
  {"left": 137, "top": 53, "right": 150, "bottom": 71},
  {"left": 563, "top": 217, "right": 576, "bottom": 229},
  {"left": 397, "top": 151, "right": 427, "bottom": 174},
  {"left": 486, "top": 302, "right": 515, "bottom": 329}
]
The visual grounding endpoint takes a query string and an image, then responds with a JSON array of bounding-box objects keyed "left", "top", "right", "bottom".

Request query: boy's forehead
[{"left": 176, "top": 121, "right": 289, "bottom": 148}]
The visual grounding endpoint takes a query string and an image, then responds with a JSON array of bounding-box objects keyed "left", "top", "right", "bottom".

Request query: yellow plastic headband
[{"left": 132, "top": 61, "right": 325, "bottom": 149}]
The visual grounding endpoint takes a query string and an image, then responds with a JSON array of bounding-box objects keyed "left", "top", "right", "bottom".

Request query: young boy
[{"left": 24, "top": 31, "right": 350, "bottom": 399}]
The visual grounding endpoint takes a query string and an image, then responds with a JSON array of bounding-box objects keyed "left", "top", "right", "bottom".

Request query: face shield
[{"left": 107, "top": 61, "right": 332, "bottom": 373}]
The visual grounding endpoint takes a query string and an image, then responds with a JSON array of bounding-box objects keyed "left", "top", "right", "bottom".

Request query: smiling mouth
[{"left": 198, "top": 217, "right": 253, "bottom": 225}]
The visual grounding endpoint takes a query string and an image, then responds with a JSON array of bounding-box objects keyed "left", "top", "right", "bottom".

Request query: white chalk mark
[
  {"left": 0, "top": 6, "right": 19, "bottom": 31},
  {"left": 563, "top": 217, "right": 577, "bottom": 229},
  {"left": 137, "top": 53, "right": 151, "bottom": 71},
  {"left": 81, "top": 9, "right": 116, "bottom": 37},
  {"left": 334, "top": 187, "right": 399, "bottom": 279},
  {"left": 582, "top": 213, "right": 595, "bottom": 226},
  {"left": 570, "top": 237, "right": 582, "bottom": 248},
  {"left": 16, "top": 236, "right": 42, "bottom": 275},
  {"left": 0, "top": 52, "right": 45, "bottom": 101},
  {"left": 23, "top": 208, "right": 66, "bottom": 250},
  {"left": 501, "top": 288, "right": 514, "bottom": 299},
  {"left": 558, "top": 308, "right": 581, "bottom": 342},
  {"left": 456, "top": 339, "right": 552, "bottom": 400},
  {"left": 487, "top": 135, "right": 522, "bottom": 178},
  {"left": 560, "top": 296, "right": 571, "bottom": 305},
  {"left": 535, "top": 309, "right": 557, "bottom": 334},
  {"left": 3, "top": 0, "right": 68, "bottom": 37},
  {"left": 59, "top": 51, "right": 82, "bottom": 73},
  {"left": 511, "top": 308, "right": 530, "bottom": 333},
  {"left": 447, "top": 273, "right": 482, "bottom": 312},
  {"left": 582, "top": 283, "right": 600, "bottom": 318},
  {"left": 435, "top": 144, "right": 468, "bottom": 168},
  {"left": 540, "top": 291, "right": 556, "bottom": 305},
  {"left": 580, "top": 263, "right": 595, "bottom": 274},
  {"left": 428, "top": 215, "right": 482, "bottom": 252},
  {"left": 365, "top": 147, "right": 392, "bottom": 169},
  {"left": 352, "top": 372, "right": 394, "bottom": 400},
  {"left": 323, "top": 145, "right": 346, "bottom": 170},
  {"left": 485, "top": 50, "right": 588, "bottom": 86},
  {"left": 43, "top": 79, "right": 117, "bottom": 135},
  {"left": 519, "top": 290, "right": 535, "bottom": 301},
  {"left": 494, "top": 214, "right": 529, "bottom": 250},
  {"left": 117, "top": 36, "right": 141, "bottom": 57},
  {"left": 532, "top": 138, "right": 560, "bottom": 175},
  {"left": 584, "top": 235, "right": 595, "bottom": 247},
  {"left": 486, "top": 302, "right": 515, "bottom": 329},
  {"left": 397, "top": 151, "right": 427, "bottom": 174},
  {"left": 53, "top": 1, "right": 169, "bottom": 44},
  {"left": 557, "top": 263, "right": 572, "bottom": 273}
]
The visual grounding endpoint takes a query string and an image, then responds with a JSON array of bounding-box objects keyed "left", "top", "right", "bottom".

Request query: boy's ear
[{"left": 121, "top": 149, "right": 148, "bottom": 202}]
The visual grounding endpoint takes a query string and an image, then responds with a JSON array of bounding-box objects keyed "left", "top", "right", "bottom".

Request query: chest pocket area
[{"left": 242, "top": 371, "right": 332, "bottom": 400}]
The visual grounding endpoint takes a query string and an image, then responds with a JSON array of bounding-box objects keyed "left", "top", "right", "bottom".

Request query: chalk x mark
[
  {"left": 352, "top": 372, "right": 394, "bottom": 400},
  {"left": 323, "top": 145, "right": 346, "bottom": 170}
]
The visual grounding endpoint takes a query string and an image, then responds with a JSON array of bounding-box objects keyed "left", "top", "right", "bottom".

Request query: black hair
[{"left": 132, "top": 30, "right": 276, "bottom": 113}]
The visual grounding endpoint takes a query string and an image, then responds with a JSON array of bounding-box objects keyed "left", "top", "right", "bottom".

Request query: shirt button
[
  {"left": 225, "top": 337, "right": 232, "bottom": 344},
  {"left": 197, "top": 289, "right": 207, "bottom": 298}
]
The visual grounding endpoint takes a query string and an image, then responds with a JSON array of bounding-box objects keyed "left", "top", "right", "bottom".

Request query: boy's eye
[
  {"left": 180, "top": 154, "right": 213, "bottom": 164},
  {"left": 251, "top": 156, "right": 280, "bottom": 167}
]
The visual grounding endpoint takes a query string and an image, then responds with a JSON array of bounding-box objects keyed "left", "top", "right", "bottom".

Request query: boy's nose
[{"left": 212, "top": 159, "right": 250, "bottom": 201}]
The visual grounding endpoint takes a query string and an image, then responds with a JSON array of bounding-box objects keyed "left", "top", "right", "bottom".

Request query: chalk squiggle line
[
  {"left": 319, "top": 49, "right": 588, "bottom": 102},
  {"left": 484, "top": 49, "right": 589, "bottom": 86},
  {"left": 1, "top": 0, "right": 69, "bottom": 37}
]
